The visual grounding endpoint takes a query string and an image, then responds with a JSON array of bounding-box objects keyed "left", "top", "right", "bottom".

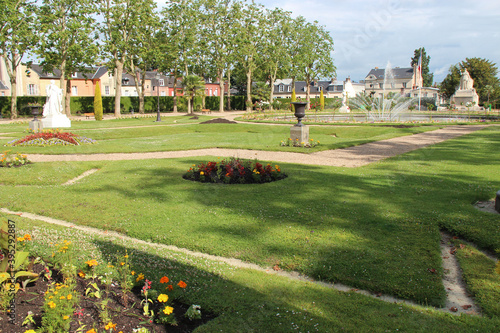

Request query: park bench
[
  {"left": 201, "top": 109, "right": 211, "bottom": 114},
  {"left": 84, "top": 113, "right": 95, "bottom": 119}
]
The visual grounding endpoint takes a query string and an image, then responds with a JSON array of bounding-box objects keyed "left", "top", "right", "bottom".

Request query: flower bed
[
  {"left": 5, "top": 129, "right": 97, "bottom": 147},
  {"left": 0, "top": 150, "right": 31, "bottom": 167},
  {"left": 183, "top": 158, "right": 287, "bottom": 184},
  {"left": 280, "top": 138, "right": 320, "bottom": 148}
]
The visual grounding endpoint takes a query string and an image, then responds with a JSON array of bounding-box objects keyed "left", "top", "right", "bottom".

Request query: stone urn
[{"left": 291, "top": 102, "right": 307, "bottom": 127}]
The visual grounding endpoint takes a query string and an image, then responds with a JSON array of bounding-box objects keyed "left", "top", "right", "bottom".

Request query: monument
[
  {"left": 450, "top": 69, "right": 480, "bottom": 110},
  {"left": 339, "top": 78, "right": 356, "bottom": 113},
  {"left": 41, "top": 80, "right": 71, "bottom": 128}
]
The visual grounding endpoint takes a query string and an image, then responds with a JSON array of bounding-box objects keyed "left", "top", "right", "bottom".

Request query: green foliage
[
  {"left": 93, "top": 84, "right": 103, "bottom": 121},
  {"left": 440, "top": 57, "right": 500, "bottom": 104},
  {"left": 320, "top": 89, "right": 325, "bottom": 110},
  {"left": 41, "top": 281, "right": 79, "bottom": 333},
  {"left": 411, "top": 47, "right": 433, "bottom": 87},
  {"left": 182, "top": 75, "right": 205, "bottom": 114}
]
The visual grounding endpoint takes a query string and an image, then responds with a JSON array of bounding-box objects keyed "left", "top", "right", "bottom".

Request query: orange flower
[
  {"left": 177, "top": 280, "right": 187, "bottom": 289},
  {"left": 160, "top": 276, "right": 169, "bottom": 284},
  {"left": 85, "top": 259, "right": 98, "bottom": 267},
  {"left": 166, "top": 284, "right": 174, "bottom": 291},
  {"left": 105, "top": 321, "right": 116, "bottom": 330},
  {"left": 78, "top": 271, "right": 86, "bottom": 278}
]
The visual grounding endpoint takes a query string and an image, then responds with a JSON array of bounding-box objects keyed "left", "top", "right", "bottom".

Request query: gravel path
[{"left": 28, "top": 125, "right": 487, "bottom": 167}]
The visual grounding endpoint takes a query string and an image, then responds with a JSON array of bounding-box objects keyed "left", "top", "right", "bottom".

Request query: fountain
[{"left": 350, "top": 62, "right": 414, "bottom": 121}]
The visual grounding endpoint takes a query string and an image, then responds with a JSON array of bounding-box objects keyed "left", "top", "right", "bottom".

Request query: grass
[
  {"left": 0, "top": 116, "right": 441, "bottom": 154},
  {"left": 0, "top": 118, "right": 499, "bottom": 331},
  {"left": 7, "top": 214, "right": 500, "bottom": 332}
]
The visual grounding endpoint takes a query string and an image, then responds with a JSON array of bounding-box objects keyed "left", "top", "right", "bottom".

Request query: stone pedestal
[
  {"left": 290, "top": 125, "right": 309, "bottom": 145},
  {"left": 29, "top": 119, "right": 43, "bottom": 132},
  {"left": 339, "top": 105, "right": 350, "bottom": 113},
  {"left": 41, "top": 114, "right": 71, "bottom": 128}
]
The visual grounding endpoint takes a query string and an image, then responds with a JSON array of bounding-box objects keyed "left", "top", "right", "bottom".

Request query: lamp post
[{"left": 155, "top": 73, "right": 161, "bottom": 122}]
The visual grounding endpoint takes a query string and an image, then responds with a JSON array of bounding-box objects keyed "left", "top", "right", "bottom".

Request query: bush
[{"left": 94, "top": 84, "right": 103, "bottom": 120}]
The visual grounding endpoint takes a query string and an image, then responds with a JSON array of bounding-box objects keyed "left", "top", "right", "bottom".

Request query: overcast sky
[{"left": 155, "top": 0, "right": 500, "bottom": 84}]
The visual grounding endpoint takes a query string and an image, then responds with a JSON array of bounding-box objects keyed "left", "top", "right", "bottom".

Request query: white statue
[
  {"left": 43, "top": 80, "right": 63, "bottom": 117},
  {"left": 459, "top": 69, "right": 474, "bottom": 90}
]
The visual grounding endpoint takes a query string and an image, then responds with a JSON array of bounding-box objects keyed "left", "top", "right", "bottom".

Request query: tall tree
[
  {"left": 234, "top": 0, "right": 265, "bottom": 112},
  {"left": 0, "top": 0, "right": 37, "bottom": 119},
  {"left": 159, "top": 0, "right": 201, "bottom": 113},
  {"left": 411, "top": 47, "right": 433, "bottom": 87},
  {"left": 261, "top": 7, "right": 293, "bottom": 110},
  {"left": 199, "top": 0, "right": 240, "bottom": 112},
  {"left": 440, "top": 57, "right": 499, "bottom": 104},
  {"left": 294, "top": 20, "right": 335, "bottom": 108},
  {"left": 37, "top": 0, "right": 98, "bottom": 116},
  {"left": 182, "top": 74, "right": 205, "bottom": 114},
  {"left": 101, "top": 0, "right": 147, "bottom": 117},
  {"left": 125, "top": 0, "right": 160, "bottom": 114}
]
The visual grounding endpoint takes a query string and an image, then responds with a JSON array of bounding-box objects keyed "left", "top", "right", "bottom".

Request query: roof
[
  {"left": 0, "top": 81, "right": 8, "bottom": 90},
  {"left": 365, "top": 67, "right": 413, "bottom": 80},
  {"left": 274, "top": 80, "right": 344, "bottom": 93},
  {"left": 28, "top": 64, "right": 109, "bottom": 80},
  {"left": 123, "top": 72, "right": 175, "bottom": 87}
]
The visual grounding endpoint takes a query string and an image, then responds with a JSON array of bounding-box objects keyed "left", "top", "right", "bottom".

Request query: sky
[{"left": 160, "top": 0, "right": 500, "bottom": 84}]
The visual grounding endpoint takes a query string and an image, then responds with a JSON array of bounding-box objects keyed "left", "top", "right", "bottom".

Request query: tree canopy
[{"left": 440, "top": 57, "right": 499, "bottom": 104}]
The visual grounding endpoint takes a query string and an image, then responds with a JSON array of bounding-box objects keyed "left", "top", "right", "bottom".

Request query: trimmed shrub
[{"left": 94, "top": 84, "right": 103, "bottom": 120}]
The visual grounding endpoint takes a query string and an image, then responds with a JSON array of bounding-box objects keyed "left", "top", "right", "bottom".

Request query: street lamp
[{"left": 155, "top": 73, "right": 161, "bottom": 122}]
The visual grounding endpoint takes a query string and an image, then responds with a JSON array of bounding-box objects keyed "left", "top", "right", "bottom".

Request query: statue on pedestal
[
  {"left": 43, "top": 80, "right": 63, "bottom": 117},
  {"left": 459, "top": 69, "right": 474, "bottom": 90}
]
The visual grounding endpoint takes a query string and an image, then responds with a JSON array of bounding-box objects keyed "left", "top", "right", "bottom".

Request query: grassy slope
[{"left": 1, "top": 126, "right": 498, "bottom": 308}]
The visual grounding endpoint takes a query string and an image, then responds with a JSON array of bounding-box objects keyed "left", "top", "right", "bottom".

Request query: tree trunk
[
  {"left": 218, "top": 70, "right": 224, "bottom": 113},
  {"left": 114, "top": 59, "right": 123, "bottom": 117},
  {"left": 305, "top": 73, "right": 311, "bottom": 110},
  {"left": 134, "top": 70, "right": 145, "bottom": 114},
  {"left": 172, "top": 76, "right": 178, "bottom": 113},
  {"left": 269, "top": 68, "right": 277, "bottom": 111},
  {"left": 58, "top": 59, "right": 70, "bottom": 116},
  {"left": 65, "top": 79, "right": 71, "bottom": 116},
  {"left": 9, "top": 62, "right": 18, "bottom": 119},
  {"left": 226, "top": 69, "right": 231, "bottom": 111},
  {"left": 246, "top": 67, "right": 252, "bottom": 112}
]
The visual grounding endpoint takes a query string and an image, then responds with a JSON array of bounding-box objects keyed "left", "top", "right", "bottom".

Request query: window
[
  {"left": 72, "top": 72, "right": 78, "bottom": 78},
  {"left": 214, "top": 88, "right": 218, "bottom": 96},
  {"left": 379, "top": 83, "right": 383, "bottom": 89},
  {"left": 72, "top": 86, "right": 78, "bottom": 96},
  {"left": 287, "top": 86, "right": 292, "bottom": 92},
  {"left": 1, "top": 92, "right": 4, "bottom": 96},
  {"left": 391, "top": 83, "right": 395, "bottom": 88},
  {"left": 278, "top": 85, "right": 284, "bottom": 92},
  {"left": 105, "top": 86, "right": 110, "bottom": 95},
  {"left": 402, "top": 82, "right": 407, "bottom": 88},
  {"left": 159, "top": 79, "right": 164, "bottom": 86},
  {"left": 318, "top": 86, "right": 323, "bottom": 91},
  {"left": 27, "top": 84, "right": 37, "bottom": 95},
  {"left": 161, "top": 91, "right": 166, "bottom": 96},
  {"left": 171, "top": 91, "right": 174, "bottom": 96},
  {"left": 209, "top": 88, "right": 212, "bottom": 96}
]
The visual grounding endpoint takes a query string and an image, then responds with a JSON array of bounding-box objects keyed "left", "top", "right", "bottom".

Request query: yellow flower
[
  {"left": 63, "top": 315, "right": 69, "bottom": 320},
  {"left": 86, "top": 329, "right": 97, "bottom": 333},
  {"left": 163, "top": 306, "right": 174, "bottom": 315},
  {"left": 200, "top": 171, "right": 204, "bottom": 175},
  {"left": 24, "top": 330, "right": 37, "bottom": 333},
  {"left": 124, "top": 254, "right": 129, "bottom": 258},
  {"left": 105, "top": 322, "right": 116, "bottom": 330},
  {"left": 136, "top": 273, "right": 145, "bottom": 282},
  {"left": 67, "top": 294, "right": 73, "bottom": 300},
  {"left": 157, "top": 294, "right": 169, "bottom": 303},
  {"left": 60, "top": 295, "right": 66, "bottom": 300},
  {"left": 120, "top": 262, "right": 125, "bottom": 266},
  {"left": 85, "top": 259, "right": 98, "bottom": 267},
  {"left": 48, "top": 301, "right": 56, "bottom": 308},
  {"left": 131, "top": 271, "right": 135, "bottom": 275},
  {"left": 78, "top": 271, "right": 86, "bottom": 278}
]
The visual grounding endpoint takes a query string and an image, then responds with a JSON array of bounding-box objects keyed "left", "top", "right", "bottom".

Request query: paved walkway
[{"left": 28, "top": 125, "right": 488, "bottom": 167}]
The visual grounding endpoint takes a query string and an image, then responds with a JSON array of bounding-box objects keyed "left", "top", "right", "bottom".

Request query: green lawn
[
  {"left": 0, "top": 120, "right": 499, "bottom": 331},
  {"left": 1, "top": 116, "right": 441, "bottom": 154}
]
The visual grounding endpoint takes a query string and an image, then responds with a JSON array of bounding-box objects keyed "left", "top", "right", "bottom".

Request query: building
[
  {"left": 273, "top": 78, "right": 365, "bottom": 99},
  {"left": 364, "top": 66, "right": 423, "bottom": 98}
]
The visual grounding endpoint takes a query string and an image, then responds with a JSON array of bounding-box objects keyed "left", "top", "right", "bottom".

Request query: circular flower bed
[
  {"left": 183, "top": 158, "right": 287, "bottom": 184},
  {"left": 5, "top": 129, "right": 97, "bottom": 147}
]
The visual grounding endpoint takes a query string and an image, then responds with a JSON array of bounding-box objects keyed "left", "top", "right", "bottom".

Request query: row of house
[
  {"left": 0, "top": 57, "right": 440, "bottom": 105},
  {"left": 273, "top": 64, "right": 441, "bottom": 104},
  {"left": 0, "top": 57, "right": 224, "bottom": 100}
]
